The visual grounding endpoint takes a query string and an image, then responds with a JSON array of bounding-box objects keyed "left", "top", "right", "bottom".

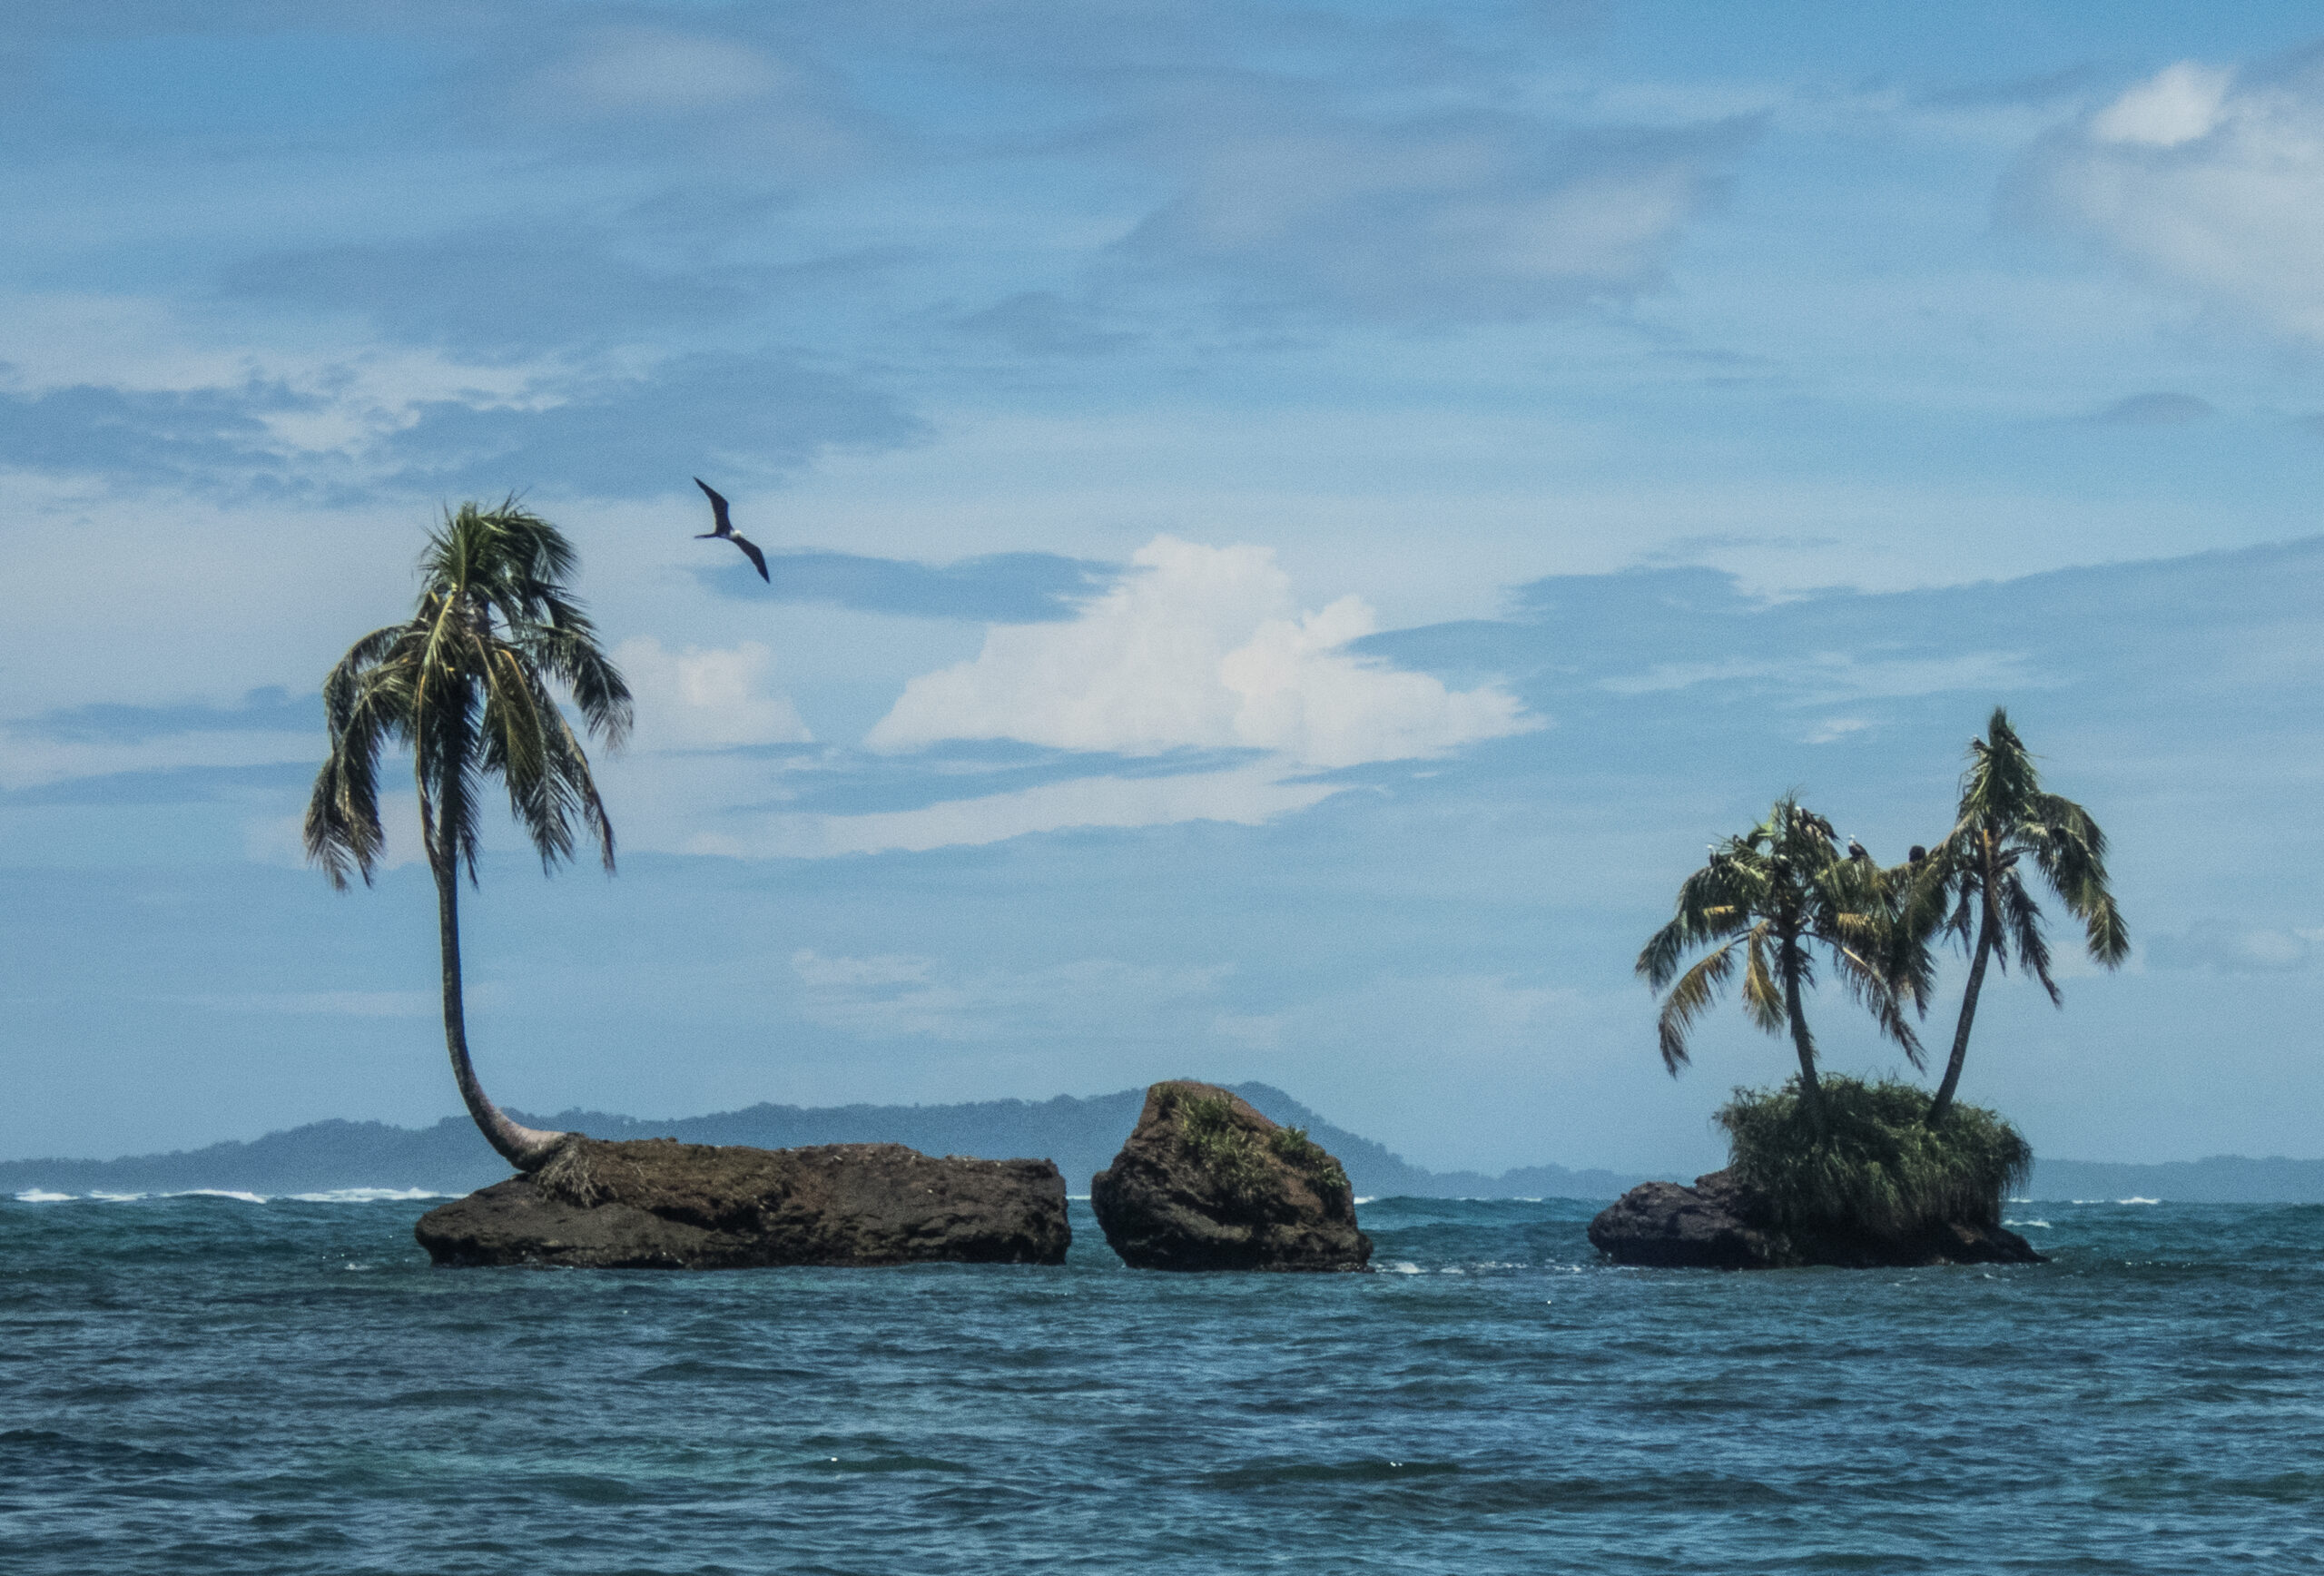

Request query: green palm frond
[
  {"left": 307, "top": 501, "right": 626, "bottom": 889},
  {"left": 1657, "top": 936, "right": 1744, "bottom": 1073},
  {"left": 1640, "top": 794, "right": 1925, "bottom": 1094},
  {"left": 1741, "top": 929, "right": 1784, "bottom": 1035}
]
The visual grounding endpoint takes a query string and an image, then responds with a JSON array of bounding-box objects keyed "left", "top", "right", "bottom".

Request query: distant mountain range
[
  {"left": 4, "top": 1087, "right": 2319, "bottom": 1203},
  {"left": 0, "top": 1085, "right": 1649, "bottom": 1201}
]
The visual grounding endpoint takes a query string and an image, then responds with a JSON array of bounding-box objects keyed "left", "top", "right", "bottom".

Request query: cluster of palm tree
[{"left": 1639, "top": 710, "right": 2129, "bottom": 1129}]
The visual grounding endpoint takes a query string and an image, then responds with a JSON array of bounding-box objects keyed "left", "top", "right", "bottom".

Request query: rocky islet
[
  {"left": 1587, "top": 1167, "right": 2044, "bottom": 1270},
  {"left": 414, "top": 1136, "right": 1070, "bottom": 1269},
  {"left": 1089, "top": 1081, "right": 1374, "bottom": 1272}
]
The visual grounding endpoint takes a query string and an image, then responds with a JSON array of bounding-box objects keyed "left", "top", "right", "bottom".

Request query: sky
[{"left": 6, "top": 2, "right": 2324, "bottom": 1176}]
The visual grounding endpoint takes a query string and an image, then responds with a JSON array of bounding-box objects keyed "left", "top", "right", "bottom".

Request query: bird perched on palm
[{"left": 304, "top": 500, "right": 632, "bottom": 1171}]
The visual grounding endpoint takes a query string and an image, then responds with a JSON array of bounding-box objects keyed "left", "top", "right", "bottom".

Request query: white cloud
[
  {"left": 2089, "top": 63, "right": 2234, "bottom": 147},
  {"left": 1118, "top": 102, "right": 1753, "bottom": 322},
  {"left": 865, "top": 536, "right": 1534, "bottom": 769},
  {"left": 2146, "top": 921, "right": 2324, "bottom": 974},
  {"left": 544, "top": 30, "right": 793, "bottom": 114},
  {"left": 0, "top": 728, "right": 318, "bottom": 792},
  {"left": 2016, "top": 54, "right": 2324, "bottom": 342},
  {"left": 689, "top": 761, "right": 1341, "bottom": 859},
  {"left": 790, "top": 949, "right": 1226, "bottom": 1041},
  {"left": 1601, "top": 648, "right": 2036, "bottom": 702},
  {"left": 614, "top": 637, "right": 811, "bottom": 752}
]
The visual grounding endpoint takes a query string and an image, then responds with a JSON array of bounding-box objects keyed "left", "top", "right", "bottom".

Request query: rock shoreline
[
  {"left": 1587, "top": 1168, "right": 2045, "bottom": 1270},
  {"left": 414, "top": 1137, "right": 1069, "bottom": 1269}
]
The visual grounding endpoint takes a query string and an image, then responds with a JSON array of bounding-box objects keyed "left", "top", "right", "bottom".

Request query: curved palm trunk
[
  {"left": 1926, "top": 901, "right": 1997, "bottom": 1127},
  {"left": 431, "top": 848, "right": 569, "bottom": 1172},
  {"left": 1780, "top": 940, "right": 1824, "bottom": 1125}
]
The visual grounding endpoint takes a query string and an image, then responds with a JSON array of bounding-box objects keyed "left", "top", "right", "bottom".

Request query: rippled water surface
[{"left": 5, "top": 1193, "right": 2321, "bottom": 1573}]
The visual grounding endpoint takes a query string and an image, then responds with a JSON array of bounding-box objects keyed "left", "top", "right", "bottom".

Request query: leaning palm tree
[
  {"left": 1638, "top": 796, "right": 1926, "bottom": 1126},
  {"left": 1915, "top": 708, "right": 2126, "bottom": 1125},
  {"left": 304, "top": 500, "right": 632, "bottom": 1171}
]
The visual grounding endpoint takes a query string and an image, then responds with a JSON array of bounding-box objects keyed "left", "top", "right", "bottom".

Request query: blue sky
[{"left": 6, "top": 3, "right": 2324, "bottom": 1174}]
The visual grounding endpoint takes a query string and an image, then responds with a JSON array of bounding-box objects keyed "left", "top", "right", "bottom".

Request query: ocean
[{"left": 5, "top": 1192, "right": 2319, "bottom": 1573}]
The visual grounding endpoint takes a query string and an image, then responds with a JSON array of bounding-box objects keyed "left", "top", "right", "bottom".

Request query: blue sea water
[{"left": 4, "top": 1193, "right": 2321, "bottom": 1574}]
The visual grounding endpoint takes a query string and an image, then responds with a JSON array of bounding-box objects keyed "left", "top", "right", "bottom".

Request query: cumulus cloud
[
  {"left": 614, "top": 638, "right": 812, "bottom": 752},
  {"left": 2014, "top": 51, "right": 2324, "bottom": 342},
  {"left": 1117, "top": 103, "right": 1756, "bottom": 322},
  {"left": 866, "top": 536, "right": 1535, "bottom": 767}
]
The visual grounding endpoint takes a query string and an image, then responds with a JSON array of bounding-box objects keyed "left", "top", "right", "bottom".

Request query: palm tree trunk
[
  {"left": 429, "top": 837, "right": 568, "bottom": 1172},
  {"left": 1926, "top": 901, "right": 1997, "bottom": 1127},
  {"left": 1781, "top": 942, "right": 1823, "bottom": 1124}
]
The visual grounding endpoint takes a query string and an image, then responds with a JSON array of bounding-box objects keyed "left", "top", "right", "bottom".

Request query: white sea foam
[
  {"left": 15, "top": 1186, "right": 446, "bottom": 1207},
  {"left": 2004, "top": 1218, "right": 2053, "bottom": 1230},
  {"left": 2117, "top": 1197, "right": 2162, "bottom": 1206},
  {"left": 1381, "top": 1260, "right": 1423, "bottom": 1275}
]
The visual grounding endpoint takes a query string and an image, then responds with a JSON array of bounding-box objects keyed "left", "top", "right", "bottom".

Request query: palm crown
[
  {"left": 306, "top": 501, "right": 632, "bottom": 887},
  {"left": 1914, "top": 708, "right": 2126, "bottom": 1122},
  {"left": 1639, "top": 796, "right": 1925, "bottom": 1115},
  {"left": 304, "top": 501, "right": 631, "bottom": 1169}
]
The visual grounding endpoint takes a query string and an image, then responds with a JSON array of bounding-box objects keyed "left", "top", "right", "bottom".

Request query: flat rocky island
[
  {"left": 1588, "top": 1167, "right": 2043, "bottom": 1270},
  {"left": 415, "top": 1136, "right": 1070, "bottom": 1269}
]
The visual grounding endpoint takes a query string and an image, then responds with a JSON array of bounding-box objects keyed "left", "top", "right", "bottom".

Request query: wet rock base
[
  {"left": 1587, "top": 1168, "right": 2044, "bottom": 1270},
  {"left": 415, "top": 1137, "right": 1070, "bottom": 1269}
]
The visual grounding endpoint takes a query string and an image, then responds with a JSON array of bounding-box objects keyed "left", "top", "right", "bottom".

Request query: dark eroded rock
[
  {"left": 415, "top": 1137, "right": 1069, "bottom": 1268},
  {"left": 1586, "top": 1168, "right": 2045, "bottom": 1270},
  {"left": 1090, "top": 1081, "right": 1371, "bottom": 1272}
]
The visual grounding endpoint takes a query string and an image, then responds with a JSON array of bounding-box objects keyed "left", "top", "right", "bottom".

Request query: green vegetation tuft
[
  {"left": 1157, "top": 1088, "right": 1349, "bottom": 1204},
  {"left": 1173, "top": 1091, "right": 1270, "bottom": 1200},
  {"left": 1267, "top": 1124, "right": 1351, "bottom": 1199},
  {"left": 1715, "top": 1075, "right": 2032, "bottom": 1236}
]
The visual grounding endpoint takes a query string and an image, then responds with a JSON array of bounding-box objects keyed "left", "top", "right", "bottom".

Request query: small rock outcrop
[
  {"left": 1090, "top": 1081, "right": 1371, "bottom": 1272},
  {"left": 414, "top": 1137, "right": 1069, "bottom": 1269},
  {"left": 1587, "top": 1168, "right": 2045, "bottom": 1270}
]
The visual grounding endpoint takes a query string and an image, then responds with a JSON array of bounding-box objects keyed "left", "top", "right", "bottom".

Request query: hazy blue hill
[
  {"left": 11, "top": 1092, "right": 2312, "bottom": 1202},
  {"left": 0, "top": 1085, "right": 1649, "bottom": 1201},
  {"left": 2024, "top": 1156, "right": 2324, "bottom": 1204}
]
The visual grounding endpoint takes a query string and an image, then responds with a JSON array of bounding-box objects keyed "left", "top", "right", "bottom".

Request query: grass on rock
[
  {"left": 1163, "top": 1087, "right": 1350, "bottom": 1204},
  {"left": 1715, "top": 1076, "right": 2033, "bottom": 1236}
]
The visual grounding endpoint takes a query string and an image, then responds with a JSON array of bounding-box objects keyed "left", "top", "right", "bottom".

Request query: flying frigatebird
[{"left": 693, "top": 478, "right": 769, "bottom": 582}]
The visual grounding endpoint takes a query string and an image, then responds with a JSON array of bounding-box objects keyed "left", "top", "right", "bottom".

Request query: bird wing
[
  {"left": 731, "top": 531, "right": 769, "bottom": 582},
  {"left": 694, "top": 477, "right": 732, "bottom": 533}
]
